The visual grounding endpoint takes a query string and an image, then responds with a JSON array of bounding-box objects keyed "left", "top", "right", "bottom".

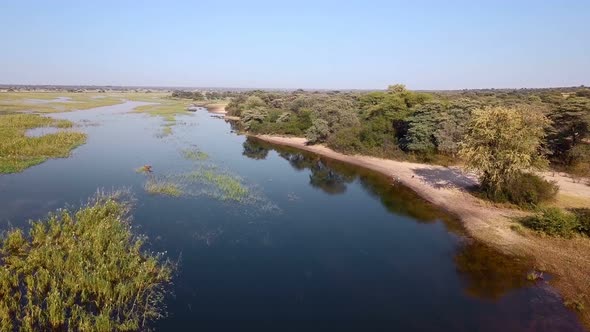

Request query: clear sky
[{"left": 1, "top": 0, "right": 588, "bottom": 90}]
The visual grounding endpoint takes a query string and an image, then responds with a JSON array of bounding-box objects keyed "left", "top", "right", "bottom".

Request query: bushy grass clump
[
  {"left": 0, "top": 113, "right": 87, "bottom": 173},
  {"left": 572, "top": 208, "right": 590, "bottom": 236},
  {"left": 144, "top": 178, "right": 183, "bottom": 197},
  {"left": 0, "top": 192, "right": 173, "bottom": 331},
  {"left": 521, "top": 207, "right": 580, "bottom": 237}
]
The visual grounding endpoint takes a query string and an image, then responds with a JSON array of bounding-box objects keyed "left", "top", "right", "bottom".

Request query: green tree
[
  {"left": 459, "top": 106, "right": 550, "bottom": 195},
  {"left": 306, "top": 119, "right": 330, "bottom": 144}
]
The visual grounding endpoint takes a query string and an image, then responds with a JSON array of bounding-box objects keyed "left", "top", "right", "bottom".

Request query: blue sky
[{"left": 1, "top": 1, "right": 588, "bottom": 90}]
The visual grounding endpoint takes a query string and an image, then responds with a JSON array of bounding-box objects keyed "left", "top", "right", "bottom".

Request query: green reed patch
[
  {"left": 183, "top": 169, "right": 249, "bottom": 202},
  {"left": 0, "top": 113, "right": 86, "bottom": 173},
  {"left": 144, "top": 177, "right": 183, "bottom": 197},
  {"left": 0, "top": 192, "right": 174, "bottom": 331},
  {"left": 181, "top": 147, "right": 209, "bottom": 161}
]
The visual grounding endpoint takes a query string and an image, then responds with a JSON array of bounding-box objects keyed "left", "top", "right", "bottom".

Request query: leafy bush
[
  {"left": 306, "top": 119, "right": 330, "bottom": 144},
  {"left": 482, "top": 172, "right": 558, "bottom": 207},
  {"left": 0, "top": 193, "right": 173, "bottom": 331},
  {"left": 241, "top": 107, "right": 268, "bottom": 130},
  {"left": 521, "top": 207, "right": 579, "bottom": 237},
  {"left": 504, "top": 173, "right": 558, "bottom": 206},
  {"left": 327, "top": 127, "right": 363, "bottom": 153},
  {"left": 572, "top": 208, "right": 590, "bottom": 236}
]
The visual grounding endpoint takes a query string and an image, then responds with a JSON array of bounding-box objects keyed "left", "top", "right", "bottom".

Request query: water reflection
[
  {"left": 243, "top": 137, "right": 458, "bottom": 226},
  {"left": 242, "top": 138, "right": 269, "bottom": 160},
  {"left": 241, "top": 137, "right": 579, "bottom": 320},
  {"left": 455, "top": 241, "right": 531, "bottom": 299}
]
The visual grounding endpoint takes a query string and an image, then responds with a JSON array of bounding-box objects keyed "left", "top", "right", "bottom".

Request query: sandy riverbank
[
  {"left": 254, "top": 133, "right": 590, "bottom": 328},
  {"left": 200, "top": 102, "right": 241, "bottom": 120}
]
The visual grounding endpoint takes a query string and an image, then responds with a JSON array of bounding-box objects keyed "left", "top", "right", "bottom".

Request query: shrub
[
  {"left": 0, "top": 193, "right": 173, "bottom": 331},
  {"left": 327, "top": 127, "right": 363, "bottom": 154},
  {"left": 572, "top": 208, "right": 590, "bottom": 236},
  {"left": 482, "top": 172, "right": 558, "bottom": 207},
  {"left": 240, "top": 107, "right": 268, "bottom": 131},
  {"left": 521, "top": 207, "right": 579, "bottom": 237},
  {"left": 305, "top": 119, "right": 330, "bottom": 144},
  {"left": 504, "top": 173, "right": 558, "bottom": 206}
]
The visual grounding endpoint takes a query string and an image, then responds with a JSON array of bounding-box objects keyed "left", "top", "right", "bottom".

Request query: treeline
[
  {"left": 225, "top": 85, "right": 590, "bottom": 179},
  {"left": 171, "top": 90, "right": 237, "bottom": 100}
]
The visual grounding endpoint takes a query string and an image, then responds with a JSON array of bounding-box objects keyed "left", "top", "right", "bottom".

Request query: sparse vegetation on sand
[
  {"left": 0, "top": 192, "right": 174, "bottom": 331},
  {"left": 0, "top": 113, "right": 86, "bottom": 173}
]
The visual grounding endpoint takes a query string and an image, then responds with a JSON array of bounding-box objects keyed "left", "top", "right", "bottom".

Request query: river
[{"left": 0, "top": 102, "right": 583, "bottom": 331}]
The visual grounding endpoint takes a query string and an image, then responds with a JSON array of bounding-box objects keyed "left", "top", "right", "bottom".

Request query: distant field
[{"left": 0, "top": 91, "right": 200, "bottom": 112}]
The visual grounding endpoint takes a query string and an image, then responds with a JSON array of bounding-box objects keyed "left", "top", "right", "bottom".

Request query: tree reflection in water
[
  {"left": 242, "top": 137, "right": 546, "bottom": 304},
  {"left": 455, "top": 241, "right": 532, "bottom": 299}
]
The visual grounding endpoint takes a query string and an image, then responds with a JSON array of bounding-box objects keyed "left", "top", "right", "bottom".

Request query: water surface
[{"left": 0, "top": 102, "right": 583, "bottom": 331}]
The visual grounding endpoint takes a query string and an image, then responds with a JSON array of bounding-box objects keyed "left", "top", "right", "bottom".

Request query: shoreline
[
  {"left": 201, "top": 104, "right": 590, "bottom": 328},
  {"left": 195, "top": 101, "right": 240, "bottom": 120},
  {"left": 250, "top": 133, "right": 590, "bottom": 329}
]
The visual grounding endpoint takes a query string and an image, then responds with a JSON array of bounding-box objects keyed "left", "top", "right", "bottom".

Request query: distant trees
[
  {"left": 207, "top": 85, "right": 590, "bottom": 182},
  {"left": 460, "top": 106, "right": 551, "bottom": 197},
  {"left": 171, "top": 90, "right": 232, "bottom": 101}
]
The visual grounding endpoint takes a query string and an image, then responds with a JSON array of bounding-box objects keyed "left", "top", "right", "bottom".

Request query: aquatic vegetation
[
  {"left": 133, "top": 98, "right": 190, "bottom": 119},
  {"left": 0, "top": 113, "right": 87, "bottom": 173},
  {"left": 159, "top": 124, "right": 173, "bottom": 137},
  {"left": 181, "top": 147, "right": 209, "bottom": 161},
  {"left": 0, "top": 192, "right": 174, "bottom": 331},
  {"left": 135, "top": 164, "right": 153, "bottom": 174},
  {"left": 145, "top": 178, "right": 183, "bottom": 197},
  {"left": 0, "top": 92, "right": 125, "bottom": 113},
  {"left": 183, "top": 169, "right": 249, "bottom": 202}
]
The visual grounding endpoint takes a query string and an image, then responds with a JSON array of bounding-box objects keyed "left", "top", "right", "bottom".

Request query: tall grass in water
[
  {"left": 0, "top": 113, "right": 86, "bottom": 173},
  {"left": 181, "top": 147, "right": 209, "bottom": 161},
  {"left": 0, "top": 192, "right": 173, "bottom": 331},
  {"left": 184, "top": 169, "right": 249, "bottom": 202},
  {"left": 144, "top": 177, "right": 183, "bottom": 197}
]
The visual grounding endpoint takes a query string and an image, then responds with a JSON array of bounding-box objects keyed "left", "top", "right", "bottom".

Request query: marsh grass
[
  {"left": 144, "top": 177, "right": 183, "bottom": 197},
  {"left": 181, "top": 147, "right": 209, "bottom": 161},
  {"left": 0, "top": 92, "right": 125, "bottom": 113},
  {"left": 159, "top": 124, "right": 173, "bottom": 137},
  {"left": 0, "top": 192, "right": 173, "bottom": 331},
  {"left": 0, "top": 113, "right": 87, "bottom": 173},
  {"left": 183, "top": 169, "right": 249, "bottom": 202},
  {"left": 133, "top": 98, "right": 190, "bottom": 118}
]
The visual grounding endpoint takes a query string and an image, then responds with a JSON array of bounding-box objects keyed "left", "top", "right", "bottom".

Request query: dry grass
[{"left": 552, "top": 193, "right": 590, "bottom": 209}]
